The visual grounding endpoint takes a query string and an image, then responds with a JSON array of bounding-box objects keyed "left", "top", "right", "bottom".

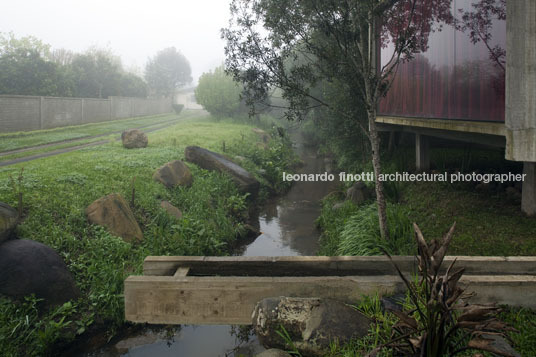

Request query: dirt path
[{"left": 0, "top": 117, "right": 184, "bottom": 167}]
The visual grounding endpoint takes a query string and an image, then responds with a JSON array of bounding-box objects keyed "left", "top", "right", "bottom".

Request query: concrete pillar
[
  {"left": 505, "top": 0, "right": 536, "bottom": 162},
  {"left": 522, "top": 162, "right": 536, "bottom": 216},
  {"left": 81, "top": 98, "right": 85, "bottom": 123},
  {"left": 39, "top": 96, "right": 44, "bottom": 129},
  {"left": 415, "top": 133, "right": 430, "bottom": 172}
]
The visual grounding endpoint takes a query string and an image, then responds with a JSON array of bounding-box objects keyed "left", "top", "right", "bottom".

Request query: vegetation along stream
[{"left": 78, "top": 134, "right": 338, "bottom": 356}]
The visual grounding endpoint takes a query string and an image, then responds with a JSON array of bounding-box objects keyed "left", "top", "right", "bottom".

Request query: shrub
[{"left": 172, "top": 103, "right": 184, "bottom": 115}]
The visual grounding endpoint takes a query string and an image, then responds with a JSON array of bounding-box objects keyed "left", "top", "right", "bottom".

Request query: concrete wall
[
  {"left": 0, "top": 96, "right": 41, "bottom": 132},
  {"left": 0, "top": 95, "right": 172, "bottom": 133},
  {"left": 111, "top": 97, "right": 132, "bottom": 119},
  {"left": 42, "top": 97, "right": 83, "bottom": 129},
  {"left": 82, "top": 98, "right": 111, "bottom": 125}
]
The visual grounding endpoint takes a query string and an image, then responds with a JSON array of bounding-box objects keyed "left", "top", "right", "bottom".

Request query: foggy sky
[{"left": 0, "top": 0, "right": 232, "bottom": 84}]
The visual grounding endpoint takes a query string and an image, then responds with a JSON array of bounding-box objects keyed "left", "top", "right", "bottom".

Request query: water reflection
[
  {"left": 379, "top": 0, "right": 506, "bottom": 122},
  {"left": 241, "top": 141, "right": 338, "bottom": 257},
  {"left": 81, "top": 325, "right": 261, "bottom": 357}
]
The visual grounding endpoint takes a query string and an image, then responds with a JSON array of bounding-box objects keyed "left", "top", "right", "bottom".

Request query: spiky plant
[{"left": 376, "top": 222, "right": 519, "bottom": 357}]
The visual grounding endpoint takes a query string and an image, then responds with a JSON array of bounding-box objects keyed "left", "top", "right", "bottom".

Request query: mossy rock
[{"left": 0, "top": 202, "right": 18, "bottom": 244}]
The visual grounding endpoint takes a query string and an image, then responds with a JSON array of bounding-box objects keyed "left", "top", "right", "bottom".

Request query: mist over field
[{"left": 0, "top": 0, "right": 230, "bottom": 82}]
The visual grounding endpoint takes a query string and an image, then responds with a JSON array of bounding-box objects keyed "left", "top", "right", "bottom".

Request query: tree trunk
[{"left": 367, "top": 108, "right": 390, "bottom": 241}]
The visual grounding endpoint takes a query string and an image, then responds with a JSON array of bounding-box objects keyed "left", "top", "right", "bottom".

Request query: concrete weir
[{"left": 124, "top": 256, "right": 536, "bottom": 325}]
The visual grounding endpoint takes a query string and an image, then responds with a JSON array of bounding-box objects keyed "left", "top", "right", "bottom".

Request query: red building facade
[{"left": 379, "top": 0, "right": 506, "bottom": 122}]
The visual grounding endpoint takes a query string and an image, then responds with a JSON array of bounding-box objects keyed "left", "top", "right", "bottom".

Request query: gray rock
[
  {"left": 185, "top": 146, "right": 260, "bottom": 197},
  {"left": 121, "top": 129, "right": 148, "bottom": 149},
  {"left": 0, "top": 239, "right": 80, "bottom": 308},
  {"left": 346, "top": 181, "right": 370, "bottom": 205},
  {"left": 471, "top": 334, "right": 520, "bottom": 357},
  {"left": 255, "top": 349, "right": 292, "bottom": 357},
  {"left": 0, "top": 202, "right": 18, "bottom": 244},
  {"left": 252, "top": 297, "right": 371, "bottom": 356},
  {"left": 380, "top": 293, "right": 406, "bottom": 312},
  {"left": 160, "top": 200, "right": 182, "bottom": 220},
  {"left": 86, "top": 193, "right": 143, "bottom": 242},
  {"left": 332, "top": 202, "right": 345, "bottom": 211},
  {"left": 153, "top": 160, "right": 193, "bottom": 188}
]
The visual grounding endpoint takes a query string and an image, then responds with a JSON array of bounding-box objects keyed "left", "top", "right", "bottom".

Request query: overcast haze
[{"left": 0, "top": 0, "right": 232, "bottom": 83}]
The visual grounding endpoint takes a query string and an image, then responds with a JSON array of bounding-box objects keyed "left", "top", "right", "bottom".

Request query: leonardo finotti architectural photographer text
[{"left": 282, "top": 171, "right": 526, "bottom": 184}]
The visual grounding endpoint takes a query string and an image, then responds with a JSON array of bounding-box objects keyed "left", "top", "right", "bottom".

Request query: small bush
[{"left": 172, "top": 103, "right": 184, "bottom": 115}]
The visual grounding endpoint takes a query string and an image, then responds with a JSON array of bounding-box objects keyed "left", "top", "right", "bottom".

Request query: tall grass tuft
[{"left": 336, "top": 203, "right": 414, "bottom": 256}]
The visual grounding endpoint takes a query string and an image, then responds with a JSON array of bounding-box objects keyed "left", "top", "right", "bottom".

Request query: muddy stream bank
[{"left": 76, "top": 135, "right": 338, "bottom": 357}]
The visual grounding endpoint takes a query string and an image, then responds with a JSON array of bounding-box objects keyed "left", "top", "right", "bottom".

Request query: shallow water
[{"left": 78, "top": 138, "right": 337, "bottom": 357}]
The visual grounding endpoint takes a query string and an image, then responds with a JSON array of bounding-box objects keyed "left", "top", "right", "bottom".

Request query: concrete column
[
  {"left": 522, "top": 162, "right": 536, "bottom": 216},
  {"left": 81, "top": 98, "right": 85, "bottom": 123},
  {"left": 39, "top": 96, "right": 44, "bottom": 129},
  {"left": 415, "top": 133, "right": 430, "bottom": 172},
  {"left": 505, "top": 0, "right": 536, "bottom": 162},
  {"left": 110, "top": 96, "right": 115, "bottom": 120}
]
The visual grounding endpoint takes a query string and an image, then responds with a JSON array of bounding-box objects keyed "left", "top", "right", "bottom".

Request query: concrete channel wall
[{"left": 0, "top": 95, "right": 172, "bottom": 133}]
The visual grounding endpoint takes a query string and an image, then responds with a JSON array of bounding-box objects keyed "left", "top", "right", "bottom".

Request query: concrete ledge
[
  {"left": 142, "top": 255, "right": 536, "bottom": 276},
  {"left": 376, "top": 116, "right": 506, "bottom": 136},
  {"left": 124, "top": 274, "right": 536, "bottom": 324},
  {"left": 124, "top": 256, "right": 536, "bottom": 324}
]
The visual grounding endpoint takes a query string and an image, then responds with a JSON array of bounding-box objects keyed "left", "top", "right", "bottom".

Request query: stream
[{"left": 77, "top": 136, "right": 338, "bottom": 357}]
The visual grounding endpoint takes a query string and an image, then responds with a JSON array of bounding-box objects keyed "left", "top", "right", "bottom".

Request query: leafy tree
[
  {"left": 70, "top": 49, "right": 123, "bottom": 98},
  {"left": 223, "top": 0, "right": 452, "bottom": 239},
  {"left": 0, "top": 33, "right": 148, "bottom": 99},
  {"left": 0, "top": 32, "right": 51, "bottom": 58},
  {"left": 119, "top": 72, "right": 148, "bottom": 97},
  {"left": 145, "top": 47, "right": 192, "bottom": 98},
  {"left": 70, "top": 48, "right": 147, "bottom": 98},
  {"left": 195, "top": 66, "right": 243, "bottom": 118},
  {"left": 49, "top": 48, "right": 76, "bottom": 66},
  {"left": 0, "top": 34, "right": 72, "bottom": 96}
]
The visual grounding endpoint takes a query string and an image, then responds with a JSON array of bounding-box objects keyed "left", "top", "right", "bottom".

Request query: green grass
[
  {"left": 402, "top": 181, "right": 536, "bottom": 255},
  {"left": 0, "top": 136, "right": 114, "bottom": 163},
  {"left": 0, "top": 114, "right": 297, "bottom": 356},
  {"left": 325, "top": 293, "right": 536, "bottom": 356},
  {"left": 0, "top": 111, "right": 199, "bottom": 152}
]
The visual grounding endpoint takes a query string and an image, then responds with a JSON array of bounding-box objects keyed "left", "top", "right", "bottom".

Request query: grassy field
[
  {"left": 0, "top": 111, "right": 192, "bottom": 153},
  {"left": 0, "top": 113, "right": 296, "bottom": 356}
]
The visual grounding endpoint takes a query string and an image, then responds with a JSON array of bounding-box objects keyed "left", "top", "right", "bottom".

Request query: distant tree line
[{"left": 0, "top": 32, "right": 192, "bottom": 99}]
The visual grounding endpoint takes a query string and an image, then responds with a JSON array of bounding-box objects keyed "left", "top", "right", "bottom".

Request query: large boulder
[
  {"left": 185, "top": 146, "right": 260, "bottom": 197},
  {"left": 0, "top": 202, "right": 18, "bottom": 244},
  {"left": 153, "top": 160, "right": 193, "bottom": 188},
  {"left": 0, "top": 239, "right": 80, "bottom": 307},
  {"left": 121, "top": 129, "right": 148, "bottom": 149},
  {"left": 160, "top": 200, "right": 182, "bottom": 220},
  {"left": 85, "top": 193, "right": 143, "bottom": 242},
  {"left": 252, "top": 297, "right": 371, "bottom": 356}
]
